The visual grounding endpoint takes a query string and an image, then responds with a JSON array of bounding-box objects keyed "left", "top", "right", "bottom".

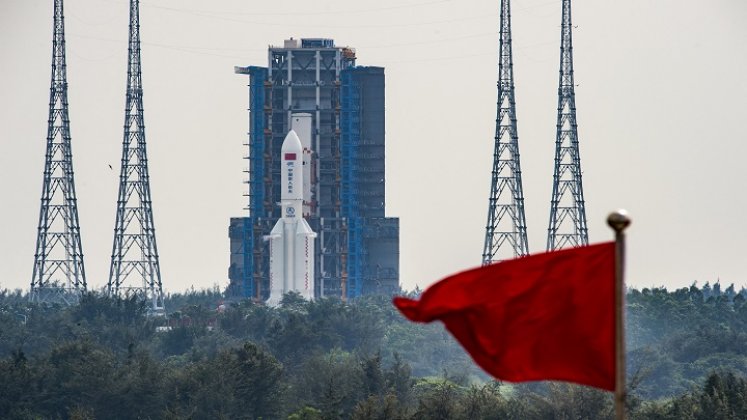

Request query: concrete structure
[{"left": 229, "top": 38, "right": 399, "bottom": 301}]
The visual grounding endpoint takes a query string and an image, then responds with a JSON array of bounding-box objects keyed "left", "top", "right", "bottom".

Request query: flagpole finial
[{"left": 607, "top": 210, "right": 631, "bottom": 233}]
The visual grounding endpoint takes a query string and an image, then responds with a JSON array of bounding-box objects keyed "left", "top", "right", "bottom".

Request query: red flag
[{"left": 393, "top": 242, "right": 616, "bottom": 391}]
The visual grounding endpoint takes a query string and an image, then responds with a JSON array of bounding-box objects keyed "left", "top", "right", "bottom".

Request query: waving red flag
[{"left": 394, "top": 242, "right": 616, "bottom": 391}]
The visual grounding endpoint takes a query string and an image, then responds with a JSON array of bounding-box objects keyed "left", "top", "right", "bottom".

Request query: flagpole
[{"left": 607, "top": 210, "right": 631, "bottom": 420}]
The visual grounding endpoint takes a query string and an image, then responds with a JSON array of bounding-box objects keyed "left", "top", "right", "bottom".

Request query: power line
[
  {"left": 92, "top": 0, "right": 556, "bottom": 30},
  {"left": 68, "top": 33, "right": 260, "bottom": 59},
  {"left": 148, "top": 0, "right": 456, "bottom": 16},
  {"left": 163, "top": 9, "right": 500, "bottom": 29},
  {"left": 96, "top": 0, "right": 455, "bottom": 17},
  {"left": 67, "top": 31, "right": 557, "bottom": 64}
]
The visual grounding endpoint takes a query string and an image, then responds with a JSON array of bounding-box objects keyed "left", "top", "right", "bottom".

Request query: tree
[
  {"left": 229, "top": 342, "right": 286, "bottom": 418},
  {"left": 412, "top": 379, "right": 464, "bottom": 420},
  {"left": 0, "top": 350, "right": 37, "bottom": 418}
]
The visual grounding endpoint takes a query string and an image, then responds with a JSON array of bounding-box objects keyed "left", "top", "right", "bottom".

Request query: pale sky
[{"left": 1, "top": 0, "right": 747, "bottom": 294}]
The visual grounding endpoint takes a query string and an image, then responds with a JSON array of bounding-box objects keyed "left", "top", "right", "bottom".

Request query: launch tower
[
  {"left": 547, "top": 0, "right": 589, "bottom": 251},
  {"left": 31, "top": 0, "right": 87, "bottom": 305},
  {"left": 108, "top": 0, "right": 164, "bottom": 312},
  {"left": 482, "top": 0, "right": 529, "bottom": 264},
  {"left": 231, "top": 38, "right": 399, "bottom": 301}
]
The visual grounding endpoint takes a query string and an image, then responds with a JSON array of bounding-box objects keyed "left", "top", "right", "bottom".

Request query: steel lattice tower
[
  {"left": 547, "top": 0, "right": 588, "bottom": 251},
  {"left": 482, "top": 0, "right": 529, "bottom": 264},
  {"left": 30, "top": 0, "right": 87, "bottom": 305},
  {"left": 109, "top": 0, "right": 164, "bottom": 312}
]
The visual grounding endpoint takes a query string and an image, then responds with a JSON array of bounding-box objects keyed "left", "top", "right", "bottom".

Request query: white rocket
[
  {"left": 265, "top": 128, "right": 316, "bottom": 307},
  {"left": 291, "top": 113, "right": 314, "bottom": 217}
]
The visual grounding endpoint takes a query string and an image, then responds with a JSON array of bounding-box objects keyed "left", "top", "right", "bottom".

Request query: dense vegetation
[{"left": 1, "top": 282, "right": 747, "bottom": 419}]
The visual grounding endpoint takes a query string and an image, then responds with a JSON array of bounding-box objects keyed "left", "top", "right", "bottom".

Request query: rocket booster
[{"left": 265, "top": 129, "right": 316, "bottom": 307}]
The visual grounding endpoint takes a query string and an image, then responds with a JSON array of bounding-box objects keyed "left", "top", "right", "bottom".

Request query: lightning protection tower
[
  {"left": 546, "top": 0, "right": 588, "bottom": 251},
  {"left": 109, "top": 0, "right": 164, "bottom": 313},
  {"left": 31, "top": 0, "right": 87, "bottom": 305},
  {"left": 482, "top": 0, "right": 529, "bottom": 265}
]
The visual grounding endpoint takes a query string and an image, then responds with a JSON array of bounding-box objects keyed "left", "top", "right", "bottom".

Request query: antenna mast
[
  {"left": 547, "top": 0, "right": 589, "bottom": 251},
  {"left": 482, "top": 0, "right": 529, "bottom": 264},
  {"left": 31, "top": 0, "right": 87, "bottom": 305},
  {"left": 109, "top": 0, "right": 164, "bottom": 312}
]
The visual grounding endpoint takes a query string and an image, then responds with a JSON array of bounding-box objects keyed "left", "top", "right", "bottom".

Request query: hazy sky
[{"left": 2, "top": 0, "right": 747, "bottom": 294}]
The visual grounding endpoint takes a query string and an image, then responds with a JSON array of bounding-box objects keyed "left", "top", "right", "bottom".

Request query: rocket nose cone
[{"left": 282, "top": 130, "right": 303, "bottom": 154}]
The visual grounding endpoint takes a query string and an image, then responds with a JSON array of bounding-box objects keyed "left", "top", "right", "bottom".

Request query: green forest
[{"left": 2, "top": 283, "right": 747, "bottom": 419}]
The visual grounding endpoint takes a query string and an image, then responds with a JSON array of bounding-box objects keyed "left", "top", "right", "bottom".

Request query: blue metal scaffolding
[
  {"left": 228, "top": 66, "right": 268, "bottom": 299},
  {"left": 246, "top": 66, "right": 267, "bottom": 217},
  {"left": 341, "top": 69, "right": 364, "bottom": 299},
  {"left": 229, "top": 217, "right": 255, "bottom": 298}
]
